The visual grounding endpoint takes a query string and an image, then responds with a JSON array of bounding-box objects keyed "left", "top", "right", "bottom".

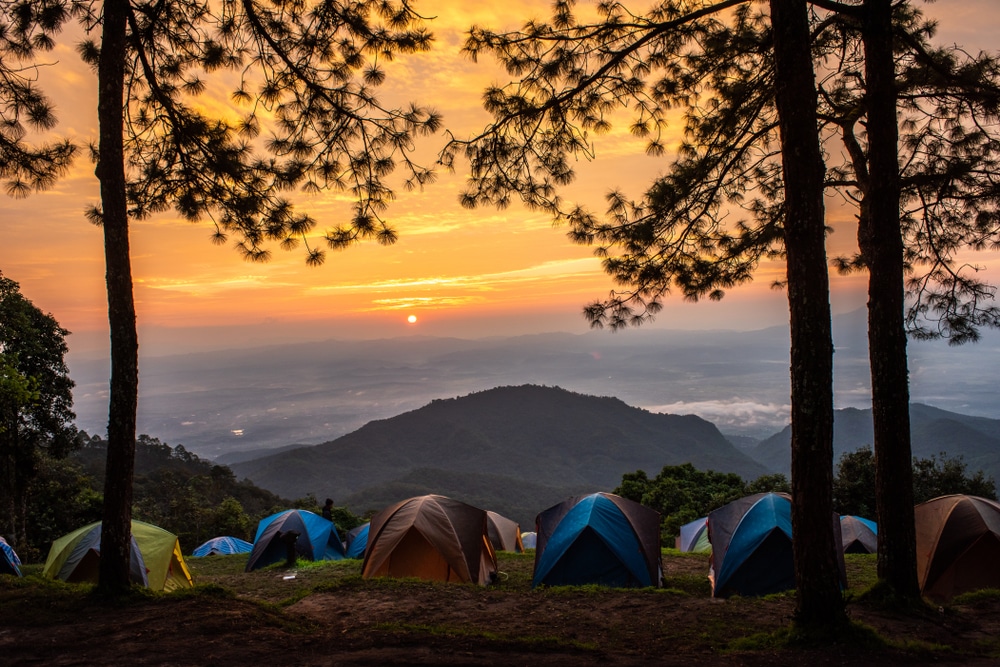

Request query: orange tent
[
  {"left": 362, "top": 495, "right": 498, "bottom": 585},
  {"left": 915, "top": 494, "right": 1000, "bottom": 601}
]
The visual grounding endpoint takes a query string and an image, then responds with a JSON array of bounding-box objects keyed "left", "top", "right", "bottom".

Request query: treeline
[
  {"left": 16, "top": 433, "right": 364, "bottom": 563},
  {"left": 616, "top": 449, "right": 997, "bottom": 544}
]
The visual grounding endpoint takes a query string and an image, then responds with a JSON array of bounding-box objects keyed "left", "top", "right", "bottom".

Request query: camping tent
[
  {"left": 362, "top": 495, "right": 498, "bottom": 585},
  {"left": 676, "top": 517, "right": 710, "bottom": 553},
  {"left": 0, "top": 537, "right": 22, "bottom": 577},
  {"left": 344, "top": 522, "right": 370, "bottom": 559},
  {"left": 839, "top": 515, "right": 878, "bottom": 554},
  {"left": 533, "top": 492, "right": 661, "bottom": 589},
  {"left": 521, "top": 532, "right": 537, "bottom": 549},
  {"left": 708, "top": 492, "right": 846, "bottom": 598},
  {"left": 915, "top": 494, "right": 1000, "bottom": 601},
  {"left": 245, "top": 509, "right": 346, "bottom": 571},
  {"left": 192, "top": 536, "right": 253, "bottom": 557},
  {"left": 42, "top": 520, "right": 193, "bottom": 591},
  {"left": 486, "top": 511, "right": 524, "bottom": 553}
]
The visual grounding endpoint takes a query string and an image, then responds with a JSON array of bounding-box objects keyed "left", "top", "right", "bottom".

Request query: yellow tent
[{"left": 43, "top": 520, "right": 193, "bottom": 591}]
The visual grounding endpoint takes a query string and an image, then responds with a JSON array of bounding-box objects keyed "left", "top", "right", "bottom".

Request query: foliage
[
  {"left": 21, "top": 453, "right": 103, "bottom": 563},
  {"left": 0, "top": 0, "right": 77, "bottom": 196},
  {"left": 832, "top": 446, "right": 997, "bottom": 517},
  {"left": 0, "top": 271, "right": 77, "bottom": 552},
  {"left": 614, "top": 462, "right": 789, "bottom": 540},
  {"left": 67, "top": 0, "right": 443, "bottom": 262},
  {"left": 58, "top": 432, "right": 309, "bottom": 553},
  {"left": 443, "top": 0, "right": 1000, "bottom": 342}
]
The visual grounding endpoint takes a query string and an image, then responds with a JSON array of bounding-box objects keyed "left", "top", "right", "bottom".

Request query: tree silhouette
[
  {"left": 443, "top": 0, "right": 846, "bottom": 630},
  {"left": 6, "top": 0, "right": 440, "bottom": 591}
]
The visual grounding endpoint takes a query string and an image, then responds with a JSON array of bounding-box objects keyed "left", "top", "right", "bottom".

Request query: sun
[{"left": 407, "top": 314, "right": 417, "bottom": 324}]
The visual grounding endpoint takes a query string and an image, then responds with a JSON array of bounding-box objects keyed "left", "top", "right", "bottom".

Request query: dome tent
[
  {"left": 839, "top": 515, "right": 877, "bottom": 554},
  {"left": 915, "top": 494, "right": 1000, "bottom": 601},
  {"left": 533, "top": 492, "right": 661, "bottom": 589},
  {"left": 192, "top": 536, "right": 253, "bottom": 557},
  {"left": 362, "top": 495, "right": 497, "bottom": 585},
  {"left": 0, "top": 537, "right": 22, "bottom": 577},
  {"left": 245, "top": 509, "right": 346, "bottom": 571},
  {"left": 344, "top": 522, "right": 370, "bottom": 559},
  {"left": 42, "top": 520, "right": 193, "bottom": 591},
  {"left": 486, "top": 511, "right": 524, "bottom": 553},
  {"left": 676, "top": 517, "right": 710, "bottom": 553},
  {"left": 708, "top": 492, "right": 846, "bottom": 598}
]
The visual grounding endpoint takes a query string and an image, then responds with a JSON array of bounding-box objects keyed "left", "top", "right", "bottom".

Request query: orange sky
[{"left": 3, "top": 0, "right": 999, "bottom": 354}]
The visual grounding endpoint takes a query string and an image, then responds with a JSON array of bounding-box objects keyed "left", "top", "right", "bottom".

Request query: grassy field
[{"left": 3, "top": 550, "right": 999, "bottom": 666}]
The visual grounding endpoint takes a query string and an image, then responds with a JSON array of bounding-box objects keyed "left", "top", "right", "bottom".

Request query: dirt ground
[{"left": 3, "top": 554, "right": 1000, "bottom": 666}]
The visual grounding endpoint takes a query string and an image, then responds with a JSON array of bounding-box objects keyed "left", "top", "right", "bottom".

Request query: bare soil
[{"left": 2, "top": 553, "right": 999, "bottom": 666}]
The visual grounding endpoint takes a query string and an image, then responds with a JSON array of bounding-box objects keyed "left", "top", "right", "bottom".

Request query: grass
[{"left": 6, "top": 547, "right": 999, "bottom": 665}]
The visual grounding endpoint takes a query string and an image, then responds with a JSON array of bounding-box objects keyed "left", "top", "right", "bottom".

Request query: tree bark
[
  {"left": 861, "top": 0, "right": 920, "bottom": 601},
  {"left": 769, "top": 0, "right": 846, "bottom": 628},
  {"left": 97, "top": 0, "right": 139, "bottom": 593}
]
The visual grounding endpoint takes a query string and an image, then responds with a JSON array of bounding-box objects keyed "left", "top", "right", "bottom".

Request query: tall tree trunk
[
  {"left": 861, "top": 0, "right": 920, "bottom": 601},
  {"left": 769, "top": 0, "right": 845, "bottom": 628},
  {"left": 97, "top": 0, "right": 139, "bottom": 593}
]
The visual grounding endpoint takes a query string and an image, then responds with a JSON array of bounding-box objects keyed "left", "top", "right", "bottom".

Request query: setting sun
[{"left": 407, "top": 315, "right": 418, "bottom": 324}]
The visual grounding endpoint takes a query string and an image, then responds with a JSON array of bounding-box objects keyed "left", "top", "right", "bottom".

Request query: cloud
[
  {"left": 646, "top": 398, "right": 791, "bottom": 431},
  {"left": 309, "top": 257, "right": 602, "bottom": 294}
]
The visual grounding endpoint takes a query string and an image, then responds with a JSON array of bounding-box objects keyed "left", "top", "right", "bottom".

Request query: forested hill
[
  {"left": 230, "top": 384, "right": 770, "bottom": 526},
  {"left": 751, "top": 403, "right": 1000, "bottom": 482}
]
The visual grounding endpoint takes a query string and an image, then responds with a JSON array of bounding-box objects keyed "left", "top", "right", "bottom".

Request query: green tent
[{"left": 43, "top": 520, "right": 193, "bottom": 591}]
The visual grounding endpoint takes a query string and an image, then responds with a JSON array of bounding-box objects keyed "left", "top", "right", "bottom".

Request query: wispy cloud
[
  {"left": 140, "top": 275, "right": 297, "bottom": 295},
  {"left": 309, "top": 257, "right": 601, "bottom": 294}
]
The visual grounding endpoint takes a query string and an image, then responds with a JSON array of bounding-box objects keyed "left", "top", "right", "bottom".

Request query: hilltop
[{"left": 230, "top": 384, "right": 768, "bottom": 526}]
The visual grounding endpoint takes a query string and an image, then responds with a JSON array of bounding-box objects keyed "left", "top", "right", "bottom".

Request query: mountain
[
  {"left": 229, "top": 384, "right": 770, "bottom": 527},
  {"left": 750, "top": 403, "right": 1000, "bottom": 482}
]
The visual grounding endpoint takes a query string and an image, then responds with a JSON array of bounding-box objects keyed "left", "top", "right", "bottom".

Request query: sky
[{"left": 3, "top": 0, "right": 1000, "bottom": 359}]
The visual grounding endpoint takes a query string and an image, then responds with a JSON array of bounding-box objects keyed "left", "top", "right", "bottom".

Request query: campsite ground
[{"left": 3, "top": 551, "right": 1000, "bottom": 666}]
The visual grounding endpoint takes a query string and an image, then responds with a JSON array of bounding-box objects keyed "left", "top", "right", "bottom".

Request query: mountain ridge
[{"left": 229, "top": 384, "right": 770, "bottom": 526}]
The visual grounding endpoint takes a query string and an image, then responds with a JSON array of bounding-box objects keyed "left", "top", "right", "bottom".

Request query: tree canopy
[{"left": 0, "top": 271, "right": 77, "bottom": 552}]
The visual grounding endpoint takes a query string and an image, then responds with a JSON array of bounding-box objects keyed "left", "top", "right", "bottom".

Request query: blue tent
[
  {"left": 708, "top": 492, "right": 845, "bottom": 598},
  {"left": 521, "top": 532, "right": 537, "bottom": 549},
  {"left": 344, "top": 523, "right": 369, "bottom": 559},
  {"left": 0, "top": 537, "right": 22, "bottom": 577},
  {"left": 533, "top": 492, "right": 661, "bottom": 588},
  {"left": 676, "top": 517, "right": 710, "bottom": 553},
  {"left": 245, "top": 509, "right": 346, "bottom": 571},
  {"left": 192, "top": 536, "right": 253, "bottom": 557}
]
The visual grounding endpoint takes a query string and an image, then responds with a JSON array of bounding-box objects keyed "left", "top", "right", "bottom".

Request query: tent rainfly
[
  {"left": 533, "top": 492, "right": 662, "bottom": 589},
  {"left": 915, "top": 494, "right": 1000, "bottom": 601},
  {"left": 839, "top": 515, "right": 877, "bottom": 554},
  {"left": 362, "top": 495, "right": 498, "bottom": 585},
  {"left": 245, "top": 509, "right": 346, "bottom": 571},
  {"left": 42, "top": 520, "right": 193, "bottom": 591},
  {"left": 0, "top": 537, "right": 22, "bottom": 577},
  {"left": 344, "top": 522, "right": 370, "bottom": 559},
  {"left": 708, "top": 492, "right": 846, "bottom": 598},
  {"left": 676, "top": 517, "right": 710, "bottom": 553},
  {"left": 192, "top": 536, "right": 253, "bottom": 557},
  {"left": 486, "top": 511, "right": 524, "bottom": 553}
]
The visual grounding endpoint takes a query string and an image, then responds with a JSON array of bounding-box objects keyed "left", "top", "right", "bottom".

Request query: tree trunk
[
  {"left": 97, "top": 0, "right": 139, "bottom": 594},
  {"left": 861, "top": 0, "right": 920, "bottom": 601},
  {"left": 769, "top": 0, "right": 846, "bottom": 628}
]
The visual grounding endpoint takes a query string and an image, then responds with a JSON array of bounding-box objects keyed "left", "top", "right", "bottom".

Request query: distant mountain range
[
  {"left": 229, "top": 385, "right": 1000, "bottom": 528},
  {"left": 68, "top": 311, "right": 1000, "bottom": 461},
  {"left": 752, "top": 403, "right": 1000, "bottom": 482},
  {"left": 229, "top": 384, "right": 770, "bottom": 528}
]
